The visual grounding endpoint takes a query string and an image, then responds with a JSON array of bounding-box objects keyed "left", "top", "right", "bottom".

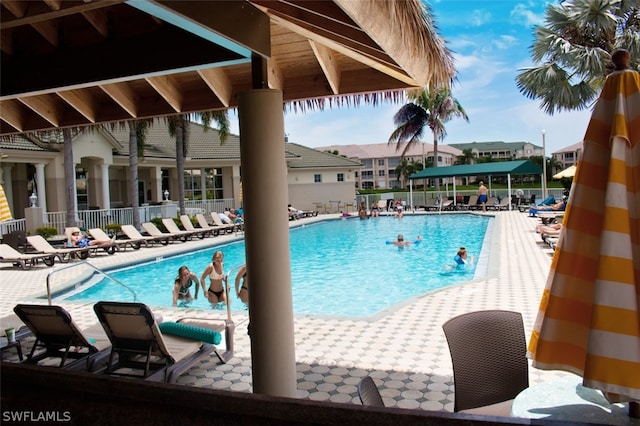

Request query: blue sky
[{"left": 231, "top": 0, "right": 592, "bottom": 155}]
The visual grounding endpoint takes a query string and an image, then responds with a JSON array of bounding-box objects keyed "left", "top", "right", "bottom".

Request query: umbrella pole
[{"left": 630, "top": 401, "right": 639, "bottom": 418}]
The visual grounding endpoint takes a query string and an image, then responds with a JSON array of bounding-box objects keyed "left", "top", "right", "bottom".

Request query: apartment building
[
  {"left": 448, "top": 141, "right": 544, "bottom": 160},
  {"left": 316, "top": 142, "right": 462, "bottom": 190},
  {"left": 551, "top": 141, "right": 583, "bottom": 170}
]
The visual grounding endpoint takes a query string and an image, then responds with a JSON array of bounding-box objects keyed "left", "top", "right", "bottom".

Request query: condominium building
[
  {"left": 448, "top": 141, "right": 544, "bottom": 160},
  {"left": 551, "top": 141, "right": 583, "bottom": 170}
]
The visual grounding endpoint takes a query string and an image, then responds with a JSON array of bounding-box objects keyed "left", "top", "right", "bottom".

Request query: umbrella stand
[{"left": 631, "top": 402, "right": 639, "bottom": 418}]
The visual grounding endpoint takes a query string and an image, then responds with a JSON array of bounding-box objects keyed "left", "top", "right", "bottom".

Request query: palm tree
[
  {"left": 63, "top": 128, "right": 77, "bottom": 227},
  {"left": 167, "top": 111, "right": 230, "bottom": 214},
  {"left": 516, "top": 0, "right": 639, "bottom": 114},
  {"left": 388, "top": 86, "right": 469, "bottom": 190},
  {"left": 127, "top": 120, "right": 149, "bottom": 229},
  {"left": 455, "top": 148, "right": 476, "bottom": 165},
  {"left": 395, "top": 159, "right": 421, "bottom": 190}
]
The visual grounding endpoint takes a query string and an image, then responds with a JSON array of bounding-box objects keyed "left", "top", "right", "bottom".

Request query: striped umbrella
[
  {"left": 528, "top": 56, "right": 639, "bottom": 413},
  {"left": 0, "top": 184, "right": 12, "bottom": 222}
]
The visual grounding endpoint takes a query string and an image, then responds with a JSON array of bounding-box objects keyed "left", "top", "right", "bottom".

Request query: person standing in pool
[
  {"left": 201, "top": 250, "right": 227, "bottom": 306},
  {"left": 172, "top": 265, "right": 200, "bottom": 306},
  {"left": 234, "top": 265, "right": 248, "bottom": 305},
  {"left": 390, "top": 234, "right": 421, "bottom": 246},
  {"left": 453, "top": 247, "right": 475, "bottom": 267}
]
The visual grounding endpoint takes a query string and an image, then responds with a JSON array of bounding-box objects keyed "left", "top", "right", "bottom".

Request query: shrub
[{"left": 35, "top": 227, "right": 58, "bottom": 239}]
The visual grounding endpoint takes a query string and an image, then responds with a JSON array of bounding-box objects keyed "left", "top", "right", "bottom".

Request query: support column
[
  {"left": 100, "top": 164, "right": 110, "bottom": 209},
  {"left": 239, "top": 89, "right": 296, "bottom": 398},
  {"left": 35, "top": 163, "right": 47, "bottom": 222}
]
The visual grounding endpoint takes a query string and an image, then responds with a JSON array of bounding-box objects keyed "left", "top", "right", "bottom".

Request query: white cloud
[
  {"left": 492, "top": 35, "right": 518, "bottom": 50},
  {"left": 470, "top": 9, "right": 492, "bottom": 26},
  {"left": 510, "top": 2, "right": 545, "bottom": 27}
]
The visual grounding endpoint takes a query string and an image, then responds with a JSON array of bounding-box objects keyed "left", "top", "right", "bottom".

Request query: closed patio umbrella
[
  {"left": 0, "top": 184, "right": 12, "bottom": 222},
  {"left": 552, "top": 165, "right": 577, "bottom": 179},
  {"left": 528, "top": 51, "right": 639, "bottom": 416}
]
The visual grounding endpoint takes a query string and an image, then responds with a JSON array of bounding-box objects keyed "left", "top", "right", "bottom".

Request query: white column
[
  {"left": 239, "top": 89, "right": 296, "bottom": 398},
  {"left": 35, "top": 163, "right": 47, "bottom": 222},
  {"left": 100, "top": 164, "right": 110, "bottom": 209}
]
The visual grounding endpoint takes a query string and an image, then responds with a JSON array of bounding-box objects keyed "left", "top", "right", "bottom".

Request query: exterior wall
[{"left": 287, "top": 168, "right": 356, "bottom": 211}]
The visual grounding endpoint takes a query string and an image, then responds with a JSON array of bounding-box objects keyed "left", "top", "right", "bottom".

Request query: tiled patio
[{"left": 1, "top": 211, "right": 571, "bottom": 413}]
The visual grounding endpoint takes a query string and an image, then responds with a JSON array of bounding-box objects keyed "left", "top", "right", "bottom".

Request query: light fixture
[
  {"left": 164, "top": 190, "right": 170, "bottom": 201},
  {"left": 541, "top": 130, "right": 547, "bottom": 198},
  {"left": 29, "top": 192, "right": 37, "bottom": 207}
]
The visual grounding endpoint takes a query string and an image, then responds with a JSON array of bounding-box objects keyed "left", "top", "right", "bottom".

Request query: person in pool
[
  {"left": 201, "top": 250, "right": 228, "bottom": 306},
  {"left": 172, "top": 265, "right": 200, "bottom": 306},
  {"left": 391, "top": 234, "right": 421, "bottom": 246},
  {"left": 234, "top": 265, "right": 248, "bottom": 305},
  {"left": 453, "top": 247, "right": 475, "bottom": 267}
]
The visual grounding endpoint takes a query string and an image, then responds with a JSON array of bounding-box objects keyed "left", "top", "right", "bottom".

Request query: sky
[{"left": 230, "top": 0, "right": 593, "bottom": 156}]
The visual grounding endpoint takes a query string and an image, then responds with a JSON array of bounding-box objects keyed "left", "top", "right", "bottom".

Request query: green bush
[
  {"left": 106, "top": 223, "right": 121, "bottom": 233},
  {"left": 35, "top": 227, "right": 58, "bottom": 239}
]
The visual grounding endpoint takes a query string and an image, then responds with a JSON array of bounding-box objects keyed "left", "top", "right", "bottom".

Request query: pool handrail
[{"left": 46, "top": 261, "right": 138, "bottom": 306}]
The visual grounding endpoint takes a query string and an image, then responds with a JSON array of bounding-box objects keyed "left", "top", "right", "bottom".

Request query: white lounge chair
[
  {"left": 120, "top": 224, "right": 168, "bottom": 246},
  {"left": 180, "top": 215, "right": 213, "bottom": 238},
  {"left": 0, "top": 244, "right": 56, "bottom": 269},
  {"left": 26, "top": 235, "right": 90, "bottom": 262},
  {"left": 161, "top": 218, "right": 199, "bottom": 241},
  {"left": 210, "top": 212, "right": 236, "bottom": 233},
  {"left": 195, "top": 213, "right": 220, "bottom": 236},
  {"left": 89, "top": 228, "right": 143, "bottom": 251},
  {"left": 142, "top": 222, "right": 185, "bottom": 243},
  {"left": 64, "top": 227, "right": 117, "bottom": 255}
]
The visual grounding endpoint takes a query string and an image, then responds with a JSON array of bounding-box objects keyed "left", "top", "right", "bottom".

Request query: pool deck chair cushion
[
  {"left": 93, "top": 301, "right": 217, "bottom": 383},
  {"left": 161, "top": 218, "right": 199, "bottom": 241},
  {"left": 442, "top": 310, "right": 529, "bottom": 416},
  {"left": 142, "top": 222, "right": 185, "bottom": 243},
  {"left": 210, "top": 212, "right": 237, "bottom": 233},
  {"left": 13, "top": 304, "right": 110, "bottom": 371},
  {"left": 0, "top": 244, "right": 56, "bottom": 269},
  {"left": 26, "top": 235, "right": 90, "bottom": 262},
  {"left": 194, "top": 213, "right": 220, "bottom": 236}
]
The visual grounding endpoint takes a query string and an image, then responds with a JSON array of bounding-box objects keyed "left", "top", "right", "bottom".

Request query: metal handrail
[{"left": 46, "top": 261, "right": 138, "bottom": 305}]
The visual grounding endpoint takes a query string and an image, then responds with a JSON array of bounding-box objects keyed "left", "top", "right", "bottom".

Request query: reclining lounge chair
[
  {"left": 142, "top": 222, "right": 185, "bottom": 243},
  {"left": 161, "top": 218, "right": 200, "bottom": 241},
  {"left": 121, "top": 224, "right": 168, "bottom": 246},
  {"left": 93, "top": 301, "right": 219, "bottom": 383},
  {"left": 180, "top": 215, "right": 213, "bottom": 239},
  {"left": 13, "top": 304, "right": 110, "bottom": 371},
  {"left": 194, "top": 213, "right": 220, "bottom": 237},
  {"left": 89, "top": 228, "right": 143, "bottom": 251},
  {"left": 26, "top": 235, "right": 90, "bottom": 262},
  {"left": 0, "top": 244, "right": 56, "bottom": 269}
]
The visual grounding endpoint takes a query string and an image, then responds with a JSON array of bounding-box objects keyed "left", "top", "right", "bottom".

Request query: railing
[
  {"left": 0, "top": 218, "right": 25, "bottom": 236},
  {"left": 45, "top": 261, "right": 138, "bottom": 305}
]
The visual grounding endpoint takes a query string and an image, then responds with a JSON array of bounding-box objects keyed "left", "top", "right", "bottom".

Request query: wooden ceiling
[{"left": 0, "top": 0, "right": 454, "bottom": 136}]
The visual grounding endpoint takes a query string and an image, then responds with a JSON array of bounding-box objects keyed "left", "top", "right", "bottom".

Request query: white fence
[{"left": 0, "top": 198, "right": 237, "bottom": 237}]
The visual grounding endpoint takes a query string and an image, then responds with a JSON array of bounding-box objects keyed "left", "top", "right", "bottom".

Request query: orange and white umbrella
[
  {"left": 528, "top": 66, "right": 640, "bottom": 408},
  {"left": 0, "top": 184, "right": 12, "bottom": 222}
]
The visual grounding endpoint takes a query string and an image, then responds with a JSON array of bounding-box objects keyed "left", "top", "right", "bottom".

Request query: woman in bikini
[
  {"left": 234, "top": 265, "right": 248, "bottom": 305},
  {"left": 200, "top": 250, "right": 227, "bottom": 306},
  {"left": 172, "top": 265, "right": 200, "bottom": 306}
]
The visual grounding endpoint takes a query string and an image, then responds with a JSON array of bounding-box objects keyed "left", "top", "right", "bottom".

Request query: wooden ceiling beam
[
  {"left": 30, "top": 18, "right": 58, "bottom": 46},
  {"left": 196, "top": 68, "right": 232, "bottom": 108},
  {"left": 0, "top": 99, "right": 27, "bottom": 131},
  {"left": 18, "top": 94, "right": 64, "bottom": 127},
  {"left": 81, "top": 8, "right": 110, "bottom": 38},
  {"left": 267, "top": 58, "right": 283, "bottom": 91},
  {"left": 99, "top": 82, "right": 138, "bottom": 118},
  {"left": 1, "top": 0, "right": 29, "bottom": 19},
  {"left": 57, "top": 89, "right": 98, "bottom": 123},
  {"left": 309, "top": 40, "right": 339, "bottom": 95},
  {"left": 1, "top": 1, "right": 125, "bottom": 29},
  {"left": 146, "top": 75, "right": 182, "bottom": 113}
]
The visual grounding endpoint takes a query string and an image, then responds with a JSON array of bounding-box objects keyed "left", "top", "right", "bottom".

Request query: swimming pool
[{"left": 64, "top": 214, "right": 492, "bottom": 317}]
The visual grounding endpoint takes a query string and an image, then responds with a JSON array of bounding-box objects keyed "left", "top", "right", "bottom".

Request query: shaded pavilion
[
  {"left": 0, "top": 0, "right": 454, "bottom": 398},
  {"left": 409, "top": 160, "right": 543, "bottom": 210}
]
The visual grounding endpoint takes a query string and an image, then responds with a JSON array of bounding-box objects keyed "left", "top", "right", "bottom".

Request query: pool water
[{"left": 66, "top": 215, "right": 491, "bottom": 317}]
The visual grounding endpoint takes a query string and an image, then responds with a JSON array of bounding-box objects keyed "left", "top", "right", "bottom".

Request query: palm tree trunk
[
  {"left": 433, "top": 132, "right": 440, "bottom": 192},
  {"left": 176, "top": 116, "right": 186, "bottom": 215},
  {"left": 128, "top": 121, "right": 141, "bottom": 228},
  {"left": 63, "top": 128, "right": 77, "bottom": 227}
]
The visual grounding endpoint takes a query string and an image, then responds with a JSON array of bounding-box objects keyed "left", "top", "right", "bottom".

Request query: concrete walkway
[{"left": 1, "top": 211, "right": 569, "bottom": 412}]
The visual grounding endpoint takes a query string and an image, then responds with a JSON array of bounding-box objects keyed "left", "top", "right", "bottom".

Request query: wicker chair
[
  {"left": 357, "top": 376, "right": 384, "bottom": 407},
  {"left": 442, "top": 310, "right": 529, "bottom": 416}
]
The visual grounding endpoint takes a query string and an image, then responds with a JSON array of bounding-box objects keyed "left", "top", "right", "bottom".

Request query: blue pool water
[{"left": 66, "top": 215, "right": 491, "bottom": 317}]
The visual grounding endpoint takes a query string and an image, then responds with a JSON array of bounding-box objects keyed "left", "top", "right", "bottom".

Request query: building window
[
  {"left": 378, "top": 170, "right": 385, "bottom": 176},
  {"left": 361, "top": 170, "right": 373, "bottom": 179},
  {"left": 378, "top": 159, "right": 385, "bottom": 166},
  {"left": 388, "top": 157, "right": 400, "bottom": 168},
  {"left": 337, "top": 173, "right": 344, "bottom": 182},
  {"left": 355, "top": 171, "right": 359, "bottom": 178},
  {"left": 185, "top": 167, "right": 223, "bottom": 200},
  {"left": 362, "top": 159, "right": 373, "bottom": 168},
  {"left": 362, "top": 181, "right": 373, "bottom": 190},
  {"left": 314, "top": 174, "right": 322, "bottom": 183},
  {"left": 76, "top": 167, "right": 88, "bottom": 210}
]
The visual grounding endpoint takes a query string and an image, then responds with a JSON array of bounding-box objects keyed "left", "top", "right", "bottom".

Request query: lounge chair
[
  {"left": 210, "top": 212, "right": 237, "bottom": 233},
  {"left": 142, "top": 222, "right": 185, "bottom": 243},
  {"left": 89, "top": 227, "right": 143, "bottom": 251},
  {"left": 462, "top": 194, "right": 478, "bottom": 210},
  {"left": 195, "top": 213, "right": 220, "bottom": 236},
  {"left": 424, "top": 198, "right": 441, "bottom": 211},
  {"left": 0, "top": 244, "right": 56, "bottom": 269},
  {"left": 121, "top": 224, "right": 168, "bottom": 246},
  {"left": 180, "top": 214, "right": 213, "bottom": 239},
  {"left": 93, "top": 301, "right": 218, "bottom": 383},
  {"left": 26, "top": 235, "right": 90, "bottom": 262},
  {"left": 161, "top": 218, "right": 199, "bottom": 241},
  {"left": 489, "top": 197, "right": 511, "bottom": 211},
  {"left": 13, "top": 304, "right": 110, "bottom": 371},
  {"left": 64, "top": 227, "right": 117, "bottom": 255}
]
